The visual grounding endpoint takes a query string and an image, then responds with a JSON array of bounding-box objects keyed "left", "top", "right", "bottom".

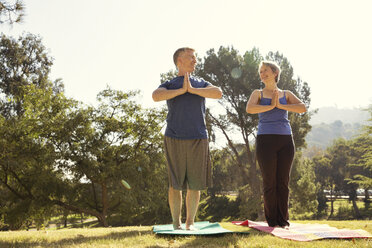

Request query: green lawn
[
  {"left": 324, "top": 198, "right": 371, "bottom": 219},
  {"left": 0, "top": 220, "right": 371, "bottom": 248}
]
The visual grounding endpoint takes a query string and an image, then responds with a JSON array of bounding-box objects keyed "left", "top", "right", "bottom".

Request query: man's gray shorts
[{"left": 164, "top": 136, "right": 212, "bottom": 191}]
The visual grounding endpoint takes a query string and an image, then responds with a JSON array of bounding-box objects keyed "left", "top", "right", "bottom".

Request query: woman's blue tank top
[{"left": 257, "top": 90, "right": 292, "bottom": 135}]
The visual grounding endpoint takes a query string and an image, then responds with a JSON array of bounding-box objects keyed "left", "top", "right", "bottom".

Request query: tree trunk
[
  {"left": 328, "top": 190, "right": 334, "bottom": 218},
  {"left": 209, "top": 113, "right": 250, "bottom": 184},
  {"left": 365, "top": 189, "right": 370, "bottom": 200},
  {"left": 351, "top": 199, "right": 362, "bottom": 219},
  {"left": 245, "top": 139, "right": 261, "bottom": 195},
  {"left": 101, "top": 182, "right": 109, "bottom": 227},
  {"left": 96, "top": 214, "right": 108, "bottom": 227},
  {"left": 51, "top": 199, "right": 108, "bottom": 227},
  {"left": 364, "top": 189, "right": 370, "bottom": 209},
  {"left": 349, "top": 188, "right": 362, "bottom": 219}
]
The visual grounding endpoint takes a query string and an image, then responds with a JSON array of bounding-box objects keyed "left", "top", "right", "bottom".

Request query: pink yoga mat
[{"left": 232, "top": 220, "right": 372, "bottom": 242}]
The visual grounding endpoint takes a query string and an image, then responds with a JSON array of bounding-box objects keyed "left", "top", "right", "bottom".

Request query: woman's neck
[{"left": 263, "top": 81, "right": 278, "bottom": 91}]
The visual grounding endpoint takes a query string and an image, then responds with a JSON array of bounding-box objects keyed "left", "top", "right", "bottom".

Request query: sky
[{"left": 2, "top": 0, "right": 372, "bottom": 110}]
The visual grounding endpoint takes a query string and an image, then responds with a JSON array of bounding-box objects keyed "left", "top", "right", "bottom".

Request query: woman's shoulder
[
  {"left": 282, "top": 89, "right": 294, "bottom": 93},
  {"left": 251, "top": 89, "right": 262, "bottom": 98},
  {"left": 282, "top": 89, "right": 295, "bottom": 96},
  {"left": 252, "top": 89, "right": 262, "bottom": 94}
]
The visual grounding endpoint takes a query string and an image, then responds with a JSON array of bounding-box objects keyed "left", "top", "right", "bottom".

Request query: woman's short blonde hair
[{"left": 259, "top": 61, "right": 281, "bottom": 82}]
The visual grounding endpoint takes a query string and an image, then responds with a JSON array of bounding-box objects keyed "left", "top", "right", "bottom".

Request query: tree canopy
[{"left": 0, "top": 0, "right": 25, "bottom": 24}]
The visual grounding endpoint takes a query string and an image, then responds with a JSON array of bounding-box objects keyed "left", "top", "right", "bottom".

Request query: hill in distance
[
  {"left": 305, "top": 106, "right": 370, "bottom": 153},
  {"left": 309, "top": 106, "right": 369, "bottom": 125}
]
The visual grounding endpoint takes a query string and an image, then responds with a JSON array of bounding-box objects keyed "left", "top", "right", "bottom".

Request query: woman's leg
[
  {"left": 276, "top": 136, "right": 295, "bottom": 226},
  {"left": 256, "top": 135, "right": 279, "bottom": 227}
]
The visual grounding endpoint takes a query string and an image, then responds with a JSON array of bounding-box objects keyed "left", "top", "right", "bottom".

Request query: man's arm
[
  {"left": 152, "top": 87, "right": 186, "bottom": 102},
  {"left": 152, "top": 73, "right": 222, "bottom": 101},
  {"left": 152, "top": 76, "right": 188, "bottom": 102},
  {"left": 186, "top": 74, "right": 222, "bottom": 99},
  {"left": 188, "top": 85, "right": 222, "bottom": 99}
]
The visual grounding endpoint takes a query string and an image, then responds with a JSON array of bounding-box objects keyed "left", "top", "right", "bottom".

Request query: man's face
[{"left": 178, "top": 50, "right": 197, "bottom": 73}]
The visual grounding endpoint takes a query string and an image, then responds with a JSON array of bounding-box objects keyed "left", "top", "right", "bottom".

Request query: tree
[
  {"left": 0, "top": 84, "right": 169, "bottom": 228},
  {"left": 194, "top": 46, "right": 312, "bottom": 218},
  {"left": 0, "top": 0, "right": 25, "bottom": 24},
  {"left": 289, "top": 154, "right": 318, "bottom": 218},
  {"left": 0, "top": 33, "right": 63, "bottom": 229},
  {"left": 49, "top": 88, "right": 168, "bottom": 227},
  {"left": 160, "top": 46, "right": 312, "bottom": 219},
  {"left": 313, "top": 155, "right": 336, "bottom": 216},
  {"left": 0, "top": 83, "right": 75, "bottom": 229},
  {"left": 0, "top": 33, "right": 170, "bottom": 228},
  {"left": 314, "top": 138, "right": 364, "bottom": 219},
  {"left": 0, "top": 33, "right": 55, "bottom": 117},
  {"left": 347, "top": 106, "right": 372, "bottom": 191},
  {"left": 330, "top": 139, "right": 362, "bottom": 219}
]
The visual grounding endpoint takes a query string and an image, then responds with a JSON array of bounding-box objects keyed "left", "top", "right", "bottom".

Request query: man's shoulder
[
  {"left": 190, "top": 76, "right": 211, "bottom": 86},
  {"left": 159, "top": 76, "right": 182, "bottom": 88},
  {"left": 190, "top": 75, "right": 207, "bottom": 82}
]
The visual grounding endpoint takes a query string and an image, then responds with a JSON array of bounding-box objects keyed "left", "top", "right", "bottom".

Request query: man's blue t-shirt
[{"left": 159, "top": 75, "right": 211, "bottom": 140}]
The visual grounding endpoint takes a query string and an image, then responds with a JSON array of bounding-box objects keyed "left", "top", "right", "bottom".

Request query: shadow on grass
[
  {"left": 148, "top": 231, "right": 251, "bottom": 248},
  {"left": 0, "top": 225, "right": 260, "bottom": 248},
  {"left": 0, "top": 229, "right": 153, "bottom": 248}
]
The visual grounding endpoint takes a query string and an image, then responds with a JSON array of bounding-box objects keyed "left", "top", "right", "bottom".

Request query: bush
[
  {"left": 198, "top": 195, "right": 240, "bottom": 222},
  {"left": 334, "top": 203, "right": 353, "bottom": 220},
  {"left": 236, "top": 184, "right": 262, "bottom": 221}
]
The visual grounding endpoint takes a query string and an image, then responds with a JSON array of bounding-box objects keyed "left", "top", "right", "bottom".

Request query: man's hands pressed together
[{"left": 152, "top": 72, "right": 222, "bottom": 102}]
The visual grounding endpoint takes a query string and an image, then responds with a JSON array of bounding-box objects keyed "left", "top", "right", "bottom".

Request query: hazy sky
[{"left": 3, "top": 0, "right": 372, "bottom": 110}]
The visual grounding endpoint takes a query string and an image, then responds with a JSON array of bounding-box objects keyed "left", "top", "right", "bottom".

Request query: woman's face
[{"left": 259, "top": 64, "right": 277, "bottom": 83}]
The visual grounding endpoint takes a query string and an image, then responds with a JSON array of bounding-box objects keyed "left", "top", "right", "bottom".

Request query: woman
[{"left": 246, "top": 61, "right": 307, "bottom": 228}]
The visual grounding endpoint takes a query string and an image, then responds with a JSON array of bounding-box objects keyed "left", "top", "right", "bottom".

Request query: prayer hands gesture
[
  {"left": 271, "top": 89, "right": 281, "bottom": 108},
  {"left": 152, "top": 70, "right": 222, "bottom": 102},
  {"left": 181, "top": 72, "right": 194, "bottom": 94}
]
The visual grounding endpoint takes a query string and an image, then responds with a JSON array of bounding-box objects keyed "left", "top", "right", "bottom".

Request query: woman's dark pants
[{"left": 256, "top": 134, "right": 295, "bottom": 227}]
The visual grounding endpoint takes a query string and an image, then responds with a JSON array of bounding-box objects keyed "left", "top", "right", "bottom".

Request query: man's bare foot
[
  {"left": 173, "top": 221, "right": 182, "bottom": 230},
  {"left": 186, "top": 225, "right": 197, "bottom": 231}
]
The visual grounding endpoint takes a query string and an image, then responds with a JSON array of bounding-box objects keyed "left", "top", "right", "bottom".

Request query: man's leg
[
  {"left": 169, "top": 187, "right": 182, "bottom": 229},
  {"left": 185, "top": 189, "right": 200, "bottom": 230}
]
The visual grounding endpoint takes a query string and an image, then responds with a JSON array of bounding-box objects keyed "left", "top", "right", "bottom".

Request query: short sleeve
[
  {"left": 158, "top": 81, "right": 170, "bottom": 89},
  {"left": 204, "top": 81, "right": 212, "bottom": 87},
  {"left": 197, "top": 77, "right": 211, "bottom": 87}
]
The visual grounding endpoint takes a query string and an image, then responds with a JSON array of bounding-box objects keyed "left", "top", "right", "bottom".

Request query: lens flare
[
  {"left": 120, "top": 179, "right": 131, "bottom": 190},
  {"left": 231, "top": 68, "right": 242, "bottom": 79}
]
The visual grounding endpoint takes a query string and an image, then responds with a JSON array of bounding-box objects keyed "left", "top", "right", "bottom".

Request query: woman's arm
[
  {"left": 246, "top": 89, "right": 276, "bottom": 114},
  {"left": 277, "top": 90, "right": 307, "bottom": 113}
]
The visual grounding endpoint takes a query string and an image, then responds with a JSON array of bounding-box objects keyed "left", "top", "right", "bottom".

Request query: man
[{"left": 152, "top": 47, "right": 222, "bottom": 230}]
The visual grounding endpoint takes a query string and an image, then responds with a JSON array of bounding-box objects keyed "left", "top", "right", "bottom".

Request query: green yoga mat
[{"left": 153, "top": 221, "right": 248, "bottom": 235}]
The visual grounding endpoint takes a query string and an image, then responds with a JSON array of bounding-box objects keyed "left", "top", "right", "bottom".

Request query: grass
[
  {"left": 0, "top": 220, "right": 371, "bottom": 247},
  {"left": 329, "top": 199, "right": 366, "bottom": 212},
  {"left": 324, "top": 198, "right": 371, "bottom": 220}
]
